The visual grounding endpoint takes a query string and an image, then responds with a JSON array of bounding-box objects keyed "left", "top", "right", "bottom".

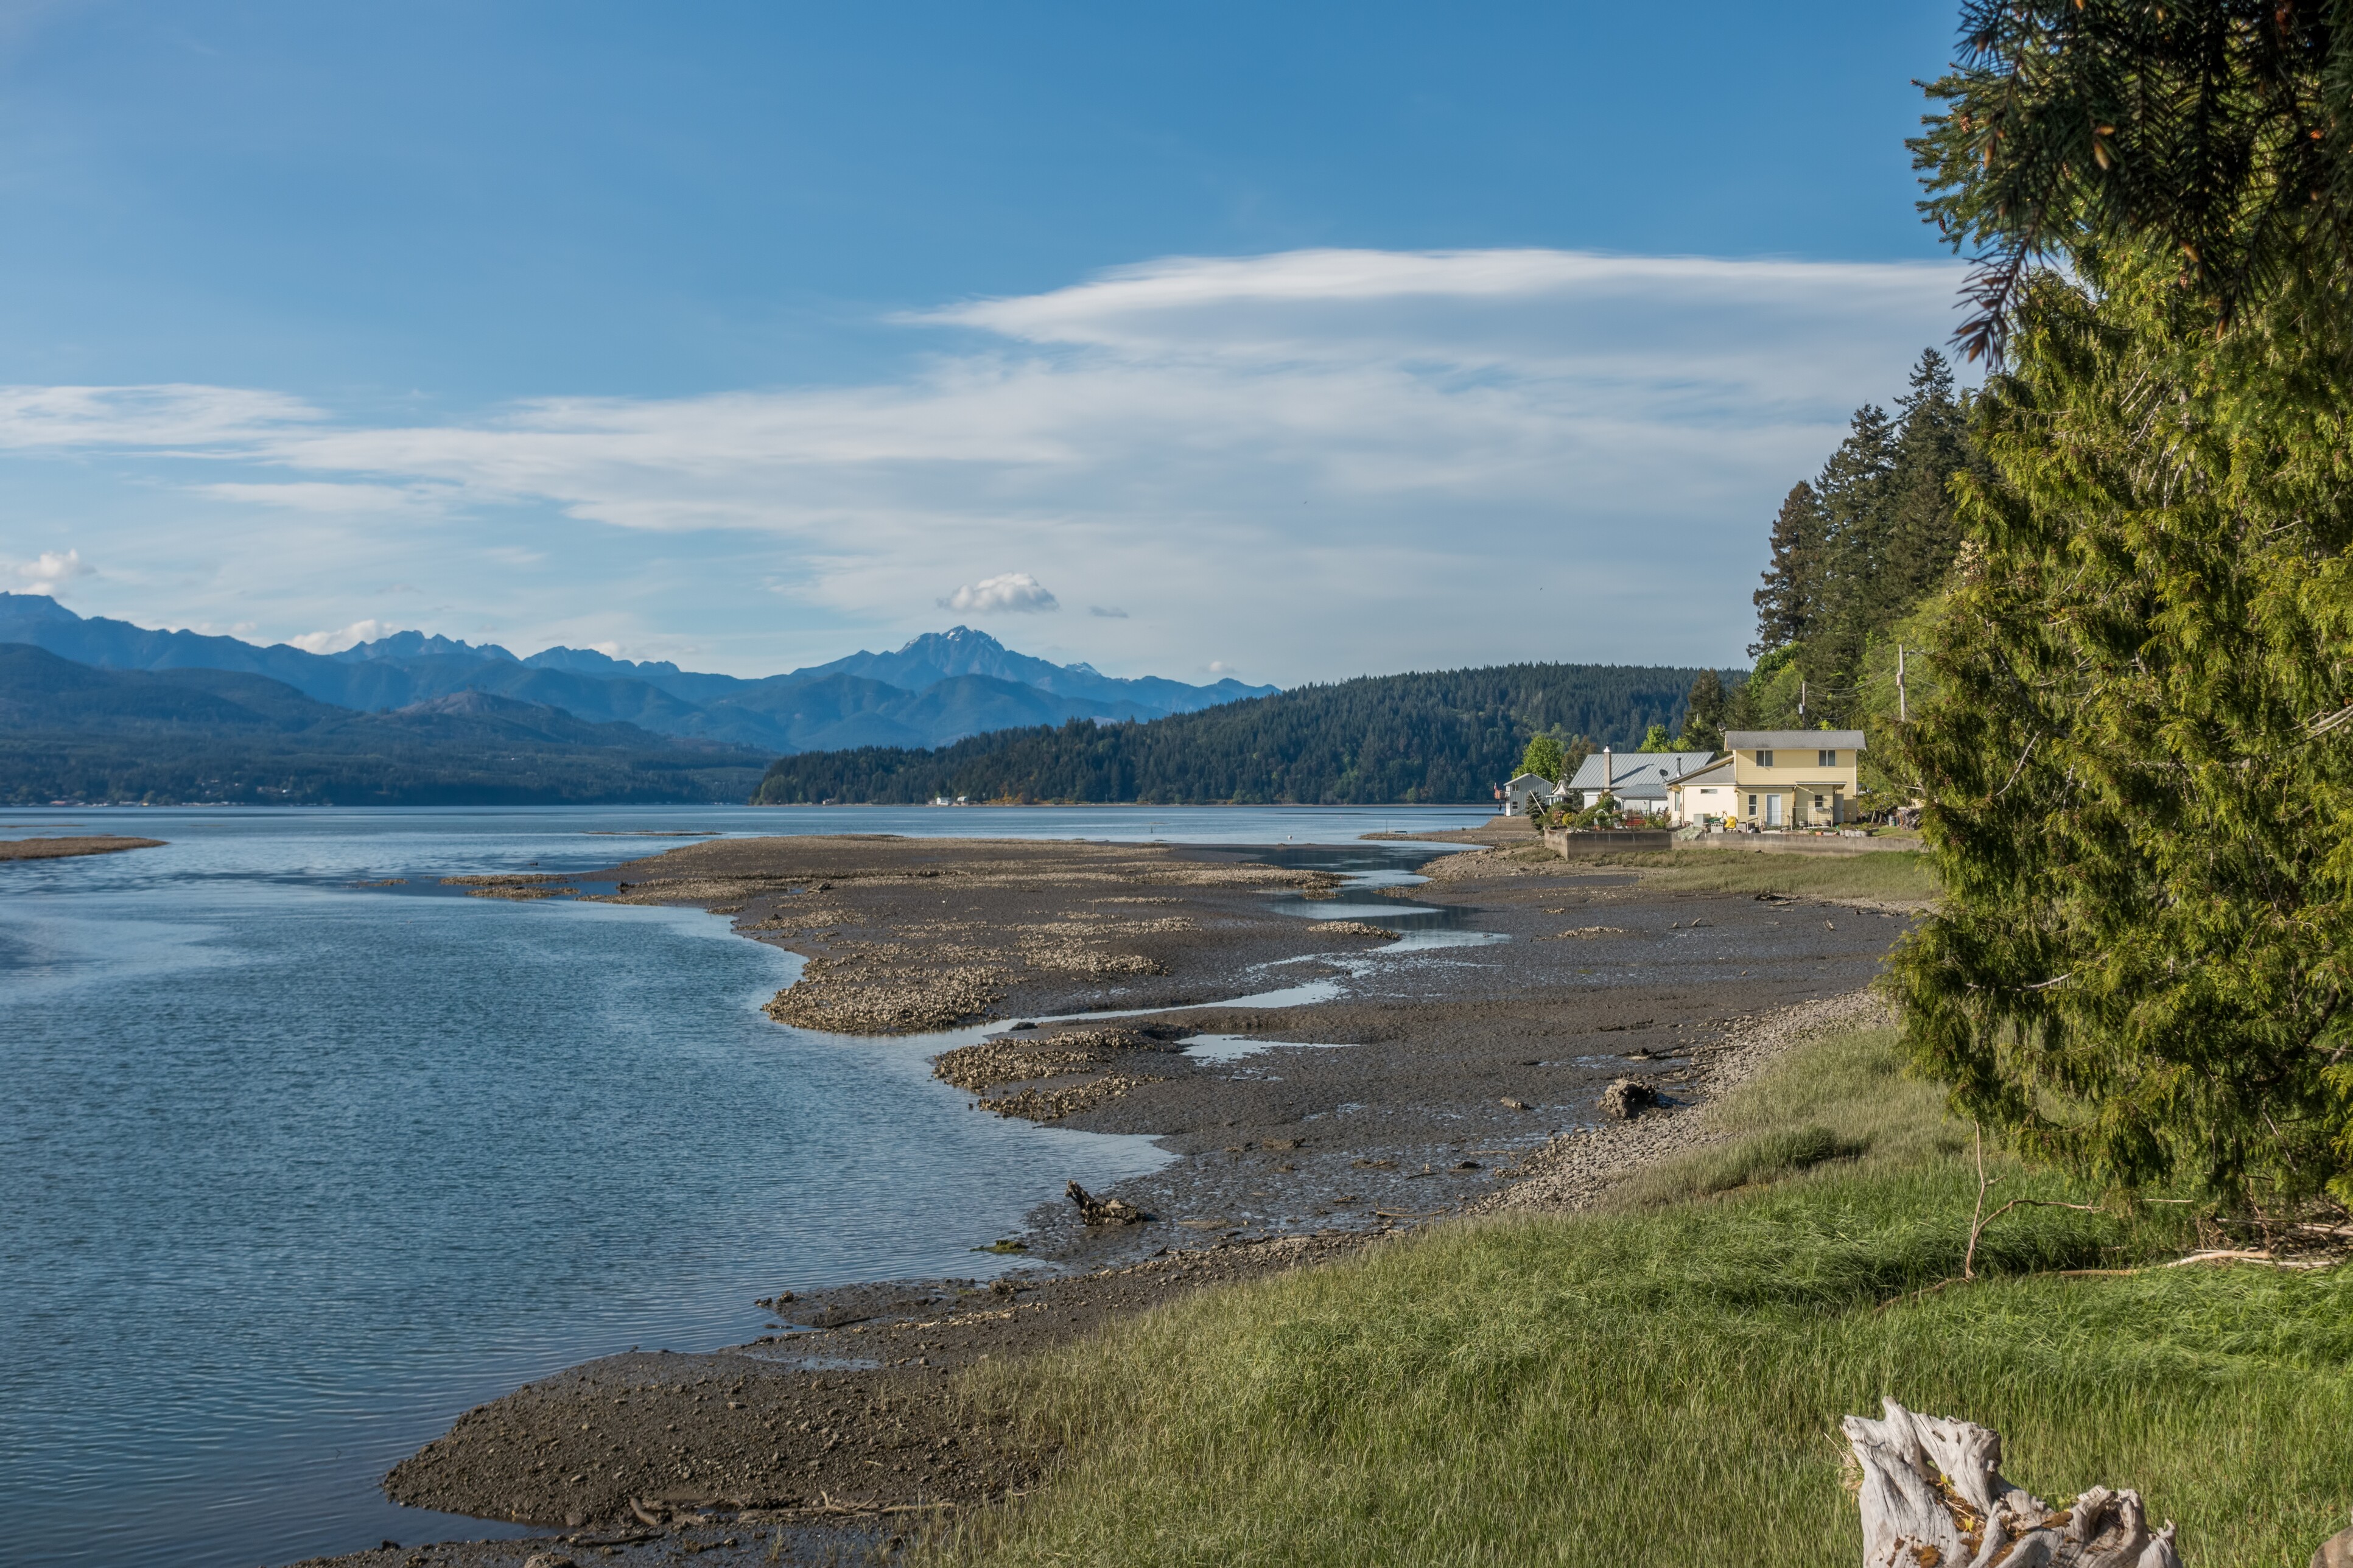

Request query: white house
[
  {"left": 1662, "top": 754, "right": 1740, "bottom": 827},
  {"left": 1500, "top": 772, "right": 1557, "bottom": 816},
  {"left": 1566, "top": 749, "right": 1718, "bottom": 817}
]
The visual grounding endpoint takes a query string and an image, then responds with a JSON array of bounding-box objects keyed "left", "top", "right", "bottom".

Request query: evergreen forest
[{"left": 752, "top": 663, "right": 1728, "bottom": 805}]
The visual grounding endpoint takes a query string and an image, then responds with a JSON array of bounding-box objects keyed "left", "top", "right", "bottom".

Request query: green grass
[
  {"left": 1586, "top": 845, "right": 1940, "bottom": 903},
  {"left": 931, "top": 1025, "right": 2353, "bottom": 1567}
]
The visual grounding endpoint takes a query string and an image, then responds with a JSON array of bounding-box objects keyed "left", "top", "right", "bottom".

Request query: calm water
[{"left": 0, "top": 805, "right": 1484, "bottom": 1568}]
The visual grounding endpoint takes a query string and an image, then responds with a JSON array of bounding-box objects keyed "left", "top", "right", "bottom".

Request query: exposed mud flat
[
  {"left": 0, "top": 833, "right": 166, "bottom": 861},
  {"left": 317, "top": 831, "right": 1915, "bottom": 1567},
  {"left": 590, "top": 835, "right": 1393, "bottom": 1034},
  {"left": 308, "top": 1236, "right": 1366, "bottom": 1568}
]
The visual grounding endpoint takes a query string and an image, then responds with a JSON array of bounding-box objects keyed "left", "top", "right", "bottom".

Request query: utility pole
[
  {"left": 1897, "top": 645, "right": 1907, "bottom": 723},
  {"left": 1798, "top": 678, "right": 1806, "bottom": 719}
]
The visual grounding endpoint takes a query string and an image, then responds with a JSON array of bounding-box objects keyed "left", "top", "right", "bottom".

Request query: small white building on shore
[{"left": 1663, "top": 754, "right": 1739, "bottom": 826}]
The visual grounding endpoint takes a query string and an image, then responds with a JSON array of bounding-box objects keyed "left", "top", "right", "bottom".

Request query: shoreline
[{"left": 296, "top": 830, "right": 1917, "bottom": 1568}]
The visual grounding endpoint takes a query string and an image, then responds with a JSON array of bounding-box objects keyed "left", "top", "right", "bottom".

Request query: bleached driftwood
[{"left": 1843, "top": 1398, "right": 2181, "bottom": 1568}]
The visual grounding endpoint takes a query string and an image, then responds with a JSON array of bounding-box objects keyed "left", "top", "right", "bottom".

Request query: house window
[
  {"left": 1818, "top": 748, "right": 1838, "bottom": 767},
  {"left": 1747, "top": 794, "right": 1757, "bottom": 814},
  {"left": 1814, "top": 794, "right": 1826, "bottom": 810},
  {"left": 1756, "top": 749, "right": 1775, "bottom": 768}
]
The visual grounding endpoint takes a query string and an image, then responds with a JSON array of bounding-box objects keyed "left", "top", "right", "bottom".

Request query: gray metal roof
[
  {"left": 1723, "top": 730, "right": 1866, "bottom": 751},
  {"left": 1566, "top": 750, "right": 1719, "bottom": 795}
]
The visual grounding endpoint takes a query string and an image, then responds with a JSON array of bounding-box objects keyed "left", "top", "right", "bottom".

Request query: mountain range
[
  {"left": 0, "top": 643, "right": 768, "bottom": 805},
  {"left": 0, "top": 595, "right": 1276, "bottom": 754}
]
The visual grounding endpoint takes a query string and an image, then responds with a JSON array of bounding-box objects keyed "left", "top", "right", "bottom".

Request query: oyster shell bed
[
  {"left": 586, "top": 836, "right": 1371, "bottom": 1035},
  {"left": 935, "top": 1024, "right": 1194, "bottom": 1121}
]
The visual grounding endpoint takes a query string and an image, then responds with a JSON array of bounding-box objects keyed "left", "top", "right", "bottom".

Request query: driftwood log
[
  {"left": 1843, "top": 1399, "right": 2181, "bottom": 1567},
  {"left": 1065, "top": 1180, "right": 1150, "bottom": 1226}
]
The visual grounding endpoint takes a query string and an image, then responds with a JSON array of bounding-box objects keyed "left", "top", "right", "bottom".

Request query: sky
[{"left": 0, "top": 1, "right": 1974, "bottom": 685}]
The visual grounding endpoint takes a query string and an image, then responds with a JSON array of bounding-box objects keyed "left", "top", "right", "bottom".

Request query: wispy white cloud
[
  {"left": 0, "top": 248, "right": 1971, "bottom": 676},
  {"left": 940, "top": 572, "right": 1059, "bottom": 614},
  {"left": 0, "top": 383, "right": 318, "bottom": 450},
  {"left": 200, "top": 480, "right": 440, "bottom": 514},
  {"left": 1089, "top": 604, "right": 1129, "bottom": 619}
]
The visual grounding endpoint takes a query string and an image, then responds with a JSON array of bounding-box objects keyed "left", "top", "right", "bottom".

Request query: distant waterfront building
[
  {"left": 1501, "top": 772, "right": 1555, "bottom": 816},
  {"left": 1722, "top": 730, "right": 1866, "bottom": 828}
]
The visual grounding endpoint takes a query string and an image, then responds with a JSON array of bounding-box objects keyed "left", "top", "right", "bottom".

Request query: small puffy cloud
[
  {"left": 1207, "top": 660, "right": 1236, "bottom": 674},
  {"left": 291, "top": 618, "right": 396, "bottom": 654},
  {"left": 1089, "top": 604, "right": 1129, "bottom": 618},
  {"left": 939, "top": 572, "right": 1059, "bottom": 614},
  {"left": 13, "top": 548, "right": 93, "bottom": 595}
]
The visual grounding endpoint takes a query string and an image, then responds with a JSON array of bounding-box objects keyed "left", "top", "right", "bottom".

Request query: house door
[{"left": 1764, "top": 793, "right": 1783, "bottom": 827}]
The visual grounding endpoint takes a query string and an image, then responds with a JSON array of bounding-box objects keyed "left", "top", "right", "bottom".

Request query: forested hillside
[{"left": 754, "top": 663, "right": 1730, "bottom": 805}]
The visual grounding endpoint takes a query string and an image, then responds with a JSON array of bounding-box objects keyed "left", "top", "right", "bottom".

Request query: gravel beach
[{"left": 296, "top": 829, "right": 1918, "bottom": 1568}]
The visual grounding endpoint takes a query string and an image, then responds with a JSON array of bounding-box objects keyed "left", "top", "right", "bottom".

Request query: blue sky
[{"left": 0, "top": 1, "right": 1971, "bottom": 682}]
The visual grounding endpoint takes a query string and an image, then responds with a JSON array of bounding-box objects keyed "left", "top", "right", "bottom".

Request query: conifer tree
[
  {"left": 1913, "top": 0, "right": 2353, "bottom": 362},
  {"left": 1888, "top": 0, "right": 2353, "bottom": 1213},
  {"left": 1752, "top": 483, "right": 1823, "bottom": 656},
  {"left": 1679, "top": 670, "right": 1728, "bottom": 751},
  {"left": 1884, "top": 349, "right": 1977, "bottom": 609},
  {"left": 1804, "top": 405, "right": 1901, "bottom": 710},
  {"left": 1888, "top": 258, "right": 2353, "bottom": 1211}
]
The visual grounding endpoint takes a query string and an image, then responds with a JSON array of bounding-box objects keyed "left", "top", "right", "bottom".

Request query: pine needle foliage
[
  {"left": 1915, "top": 0, "right": 2353, "bottom": 362},
  {"left": 1886, "top": 250, "right": 2353, "bottom": 1213}
]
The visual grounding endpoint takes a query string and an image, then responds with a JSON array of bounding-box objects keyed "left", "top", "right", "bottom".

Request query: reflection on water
[
  {"left": 1238, "top": 842, "right": 1493, "bottom": 941},
  {"left": 1, "top": 805, "right": 1481, "bottom": 1568},
  {"left": 1181, "top": 1034, "right": 1355, "bottom": 1063}
]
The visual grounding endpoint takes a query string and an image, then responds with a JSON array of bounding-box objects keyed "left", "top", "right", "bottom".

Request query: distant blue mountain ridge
[{"left": 0, "top": 595, "right": 1278, "bottom": 754}]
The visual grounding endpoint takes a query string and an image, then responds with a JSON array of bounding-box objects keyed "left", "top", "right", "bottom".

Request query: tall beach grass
[{"left": 931, "top": 1023, "right": 2353, "bottom": 1567}]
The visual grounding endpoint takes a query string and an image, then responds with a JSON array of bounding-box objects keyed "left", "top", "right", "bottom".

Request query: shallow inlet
[{"left": 1, "top": 805, "right": 1486, "bottom": 1568}]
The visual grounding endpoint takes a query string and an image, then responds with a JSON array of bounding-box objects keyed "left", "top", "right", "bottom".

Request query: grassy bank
[
  {"left": 935, "top": 1023, "right": 2353, "bottom": 1567},
  {"left": 1591, "top": 845, "right": 1939, "bottom": 903}
]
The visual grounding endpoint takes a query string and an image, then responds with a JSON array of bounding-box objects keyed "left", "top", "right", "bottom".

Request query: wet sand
[{"left": 298, "top": 831, "right": 1916, "bottom": 1568}]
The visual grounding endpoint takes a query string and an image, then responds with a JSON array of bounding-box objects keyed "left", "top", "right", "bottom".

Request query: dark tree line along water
[{"left": 753, "top": 663, "right": 1732, "bottom": 805}]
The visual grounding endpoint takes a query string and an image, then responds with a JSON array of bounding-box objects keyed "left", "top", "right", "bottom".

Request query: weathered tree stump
[
  {"left": 1599, "top": 1077, "right": 1658, "bottom": 1120},
  {"left": 1065, "top": 1179, "right": 1150, "bottom": 1225},
  {"left": 1842, "top": 1398, "right": 2181, "bottom": 1567}
]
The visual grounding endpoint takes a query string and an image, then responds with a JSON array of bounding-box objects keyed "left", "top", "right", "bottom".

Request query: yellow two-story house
[{"left": 1723, "top": 729, "right": 1866, "bottom": 828}]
